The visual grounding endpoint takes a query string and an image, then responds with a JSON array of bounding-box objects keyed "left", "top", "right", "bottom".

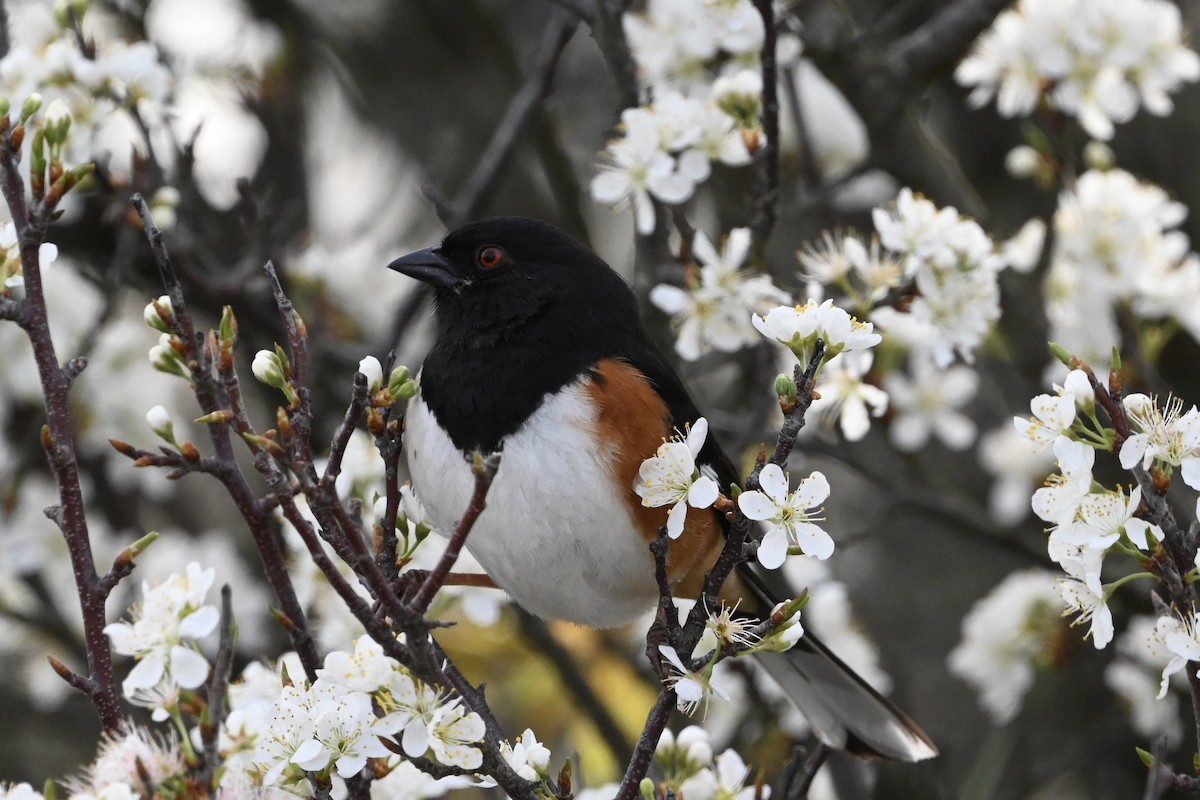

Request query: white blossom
[
  {"left": 948, "top": 570, "right": 1065, "bottom": 723},
  {"left": 956, "top": 0, "right": 1200, "bottom": 139},
  {"left": 635, "top": 418, "right": 720, "bottom": 538},
  {"left": 737, "top": 465, "right": 833, "bottom": 568},
  {"left": 885, "top": 357, "right": 979, "bottom": 451},
  {"left": 104, "top": 562, "right": 218, "bottom": 694},
  {"left": 807, "top": 351, "right": 888, "bottom": 442}
]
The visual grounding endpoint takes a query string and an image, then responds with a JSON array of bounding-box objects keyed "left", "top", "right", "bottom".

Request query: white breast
[{"left": 404, "top": 378, "right": 659, "bottom": 628}]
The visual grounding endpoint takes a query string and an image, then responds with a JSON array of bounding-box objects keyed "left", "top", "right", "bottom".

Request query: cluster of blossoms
[
  {"left": 634, "top": 414, "right": 835, "bottom": 571},
  {"left": 46, "top": 635, "right": 544, "bottom": 798},
  {"left": 948, "top": 569, "right": 1067, "bottom": 723},
  {"left": 952, "top": 371, "right": 1200, "bottom": 740},
  {"left": 104, "top": 561, "right": 219, "bottom": 720},
  {"left": 658, "top": 596, "right": 805, "bottom": 716},
  {"left": 955, "top": 0, "right": 1200, "bottom": 140},
  {"left": 591, "top": 0, "right": 778, "bottom": 234},
  {"left": 707, "top": 188, "right": 1013, "bottom": 449},
  {"left": 251, "top": 638, "right": 545, "bottom": 792},
  {"left": 1044, "top": 167, "right": 1200, "bottom": 365},
  {"left": 650, "top": 227, "right": 789, "bottom": 361},
  {"left": 868, "top": 188, "right": 1006, "bottom": 369},
  {"left": 651, "top": 727, "right": 767, "bottom": 800},
  {"left": 0, "top": 2, "right": 171, "bottom": 164}
]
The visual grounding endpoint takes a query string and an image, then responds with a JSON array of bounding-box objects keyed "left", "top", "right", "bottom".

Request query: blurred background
[{"left": 2, "top": 0, "right": 1200, "bottom": 798}]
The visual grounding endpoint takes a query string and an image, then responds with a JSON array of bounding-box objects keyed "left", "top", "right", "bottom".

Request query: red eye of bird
[{"left": 477, "top": 245, "right": 505, "bottom": 269}]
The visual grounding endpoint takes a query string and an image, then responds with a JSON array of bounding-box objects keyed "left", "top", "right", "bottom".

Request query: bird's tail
[{"left": 740, "top": 566, "right": 938, "bottom": 762}]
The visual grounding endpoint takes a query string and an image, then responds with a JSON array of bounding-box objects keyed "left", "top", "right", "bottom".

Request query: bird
[{"left": 387, "top": 216, "right": 937, "bottom": 762}]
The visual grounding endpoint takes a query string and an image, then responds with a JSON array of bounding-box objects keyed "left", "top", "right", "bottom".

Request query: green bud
[
  {"left": 639, "top": 778, "right": 656, "bottom": 800},
  {"left": 393, "top": 379, "right": 418, "bottom": 402},
  {"left": 774, "top": 372, "right": 797, "bottom": 403},
  {"left": 0, "top": 97, "right": 11, "bottom": 118},
  {"left": 1110, "top": 345, "right": 1122, "bottom": 375},
  {"left": 386, "top": 364, "right": 411, "bottom": 395},
  {"left": 219, "top": 305, "right": 237, "bottom": 343},
  {"left": 42, "top": 779, "right": 57, "bottom": 800},
  {"left": 1134, "top": 746, "right": 1153, "bottom": 768},
  {"left": 30, "top": 129, "right": 46, "bottom": 177},
  {"left": 1083, "top": 141, "right": 1116, "bottom": 171},
  {"left": 128, "top": 530, "right": 160, "bottom": 558},
  {"left": 43, "top": 98, "right": 72, "bottom": 146},
  {"left": 1048, "top": 342, "right": 1073, "bottom": 368},
  {"left": 20, "top": 93, "right": 42, "bottom": 123}
]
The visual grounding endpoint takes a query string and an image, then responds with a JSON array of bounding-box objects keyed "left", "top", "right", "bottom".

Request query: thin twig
[
  {"left": 130, "top": 194, "right": 322, "bottom": 680},
  {"left": 783, "top": 744, "right": 830, "bottom": 800},
  {"left": 409, "top": 453, "right": 502, "bottom": 614},
  {"left": 2, "top": 116, "right": 124, "bottom": 731},
  {"left": 202, "top": 585, "right": 236, "bottom": 790},
  {"left": 750, "top": 0, "right": 780, "bottom": 244},
  {"left": 434, "top": 11, "right": 579, "bottom": 227}
]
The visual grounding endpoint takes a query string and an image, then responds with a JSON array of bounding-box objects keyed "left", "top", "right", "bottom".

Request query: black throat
[{"left": 417, "top": 270, "right": 642, "bottom": 454}]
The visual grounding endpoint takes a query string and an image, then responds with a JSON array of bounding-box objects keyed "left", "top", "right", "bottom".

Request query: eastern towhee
[{"left": 387, "top": 217, "right": 936, "bottom": 762}]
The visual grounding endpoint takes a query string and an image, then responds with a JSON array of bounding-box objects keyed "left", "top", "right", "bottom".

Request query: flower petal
[
  {"left": 688, "top": 476, "right": 719, "bottom": 509},
  {"left": 757, "top": 463, "right": 788, "bottom": 502},
  {"left": 737, "top": 490, "right": 775, "bottom": 521},
  {"left": 756, "top": 528, "right": 788, "bottom": 569}
]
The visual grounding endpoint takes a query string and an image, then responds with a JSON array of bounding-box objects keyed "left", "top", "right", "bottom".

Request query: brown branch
[
  {"left": 1, "top": 118, "right": 125, "bottom": 732},
  {"left": 201, "top": 585, "right": 236, "bottom": 790},
  {"left": 408, "top": 453, "right": 502, "bottom": 614},
  {"left": 617, "top": 343, "right": 826, "bottom": 800},
  {"left": 614, "top": 691, "right": 677, "bottom": 800},
  {"left": 129, "top": 194, "right": 322, "bottom": 681}
]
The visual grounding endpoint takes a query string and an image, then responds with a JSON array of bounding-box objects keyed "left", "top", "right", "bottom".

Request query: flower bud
[
  {"left": 43, "top": 98, "right": 71, "bottom": 146},
  {"left": 145, "top": 404, "right": 176, "bottom": 445},
  {"left": 144, "top": 295, "right": 174, "bottom": 333},
  {"left": 252, "top": 349, "right": 286, "bottom": 388},
  {"left": 148, "top": 333, "right": 191, "bottom": 382},
  {"left": 393, "top": 379, "right": 419, "bottom": 402},
  {"left": 639, "top": 778, "right": 656, "bottom": 800},
  {"left": 20, "top": 93, "right": 42, "bottom": 122},
  {"left": 358, "top": 356, "right": 384, "bottom": 391},
  {"left": 386, "top": 364, "right": 411, "bottom": 395},
  {"left": 219, "top": 305, "right": 237, "bottom": 344},
  {"left": 774, "top": 372, "right": 797, "bottom": 404},
  {"left": 1084, "top": 141, "right": 1116, "bottom": 171}
]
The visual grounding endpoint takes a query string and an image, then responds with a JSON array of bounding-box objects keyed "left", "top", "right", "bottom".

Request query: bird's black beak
[{"left": 387, "top": 247, "right": 461, "bottom": 288}]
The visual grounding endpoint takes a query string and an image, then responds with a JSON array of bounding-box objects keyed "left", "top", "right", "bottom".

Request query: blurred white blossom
[
  {"left": 948, "top": 569, "right": 1066, "bottom": 723},
  {"left": 885, "top": 357, "right": 979, "bottom": 451},
  {"left": 956, "top": 0, "right": 1200, "bottom": 139}
]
